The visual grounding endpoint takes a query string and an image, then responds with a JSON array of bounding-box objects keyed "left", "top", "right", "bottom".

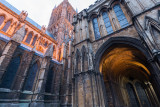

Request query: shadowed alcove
[{"left": 99, "top": 44, "right": 159, "bottom": 107}]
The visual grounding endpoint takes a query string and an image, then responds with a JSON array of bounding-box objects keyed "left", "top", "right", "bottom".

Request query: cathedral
[{"left": 0, "top": 0, "right": 160, "bottom": 106}]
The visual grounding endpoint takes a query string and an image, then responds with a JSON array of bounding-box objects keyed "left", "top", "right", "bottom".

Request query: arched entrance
[{"left": 95, "top": 37, "right": 160, "bottom": 107}]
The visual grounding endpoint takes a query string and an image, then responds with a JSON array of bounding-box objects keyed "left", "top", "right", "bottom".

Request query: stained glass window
[
  {"left": 126, "top": 83, "right": 140, "bottom": 107},
  {"left": 45, "top": 68, "right": 54, "bottom": 93},
  {"left": 0, "top": 56, "right": 21, "bottom": 89},
  {"left": 25, "top": 33, "right": 33, "bottom": 44},
  {"left": 113, "top": 4, "right": 129, "bottom": 28},
  {"left": 2, "top": 20, "right": 11, "bottom": 32},
  {"left": 135, "top": 82, "right": 151, "bottom": 107},
  {"left": 0, "top": 16, "right": 4, "bottom": 26},
  {"left": 92, "top": 18, "right": 101, "bottom": 40},
  {"left": 102, "top": 12, "right": 113, "bottom": 34},
  {"left": 31, "top": 36, "right": 37, "bottom": 46},
  {"left": 23, "top": 62, "right": 39, "bottom": 91}
]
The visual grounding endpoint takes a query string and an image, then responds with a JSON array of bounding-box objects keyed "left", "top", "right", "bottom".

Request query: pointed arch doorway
[{"left": 95, "top": 37, "right": 160, "bottom": 107}]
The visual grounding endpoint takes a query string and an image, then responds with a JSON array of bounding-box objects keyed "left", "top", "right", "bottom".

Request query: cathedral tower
[{"left": 47, "top": 0, "right": 76, "bottom": 61}]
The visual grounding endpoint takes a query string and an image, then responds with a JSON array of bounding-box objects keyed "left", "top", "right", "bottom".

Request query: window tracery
[
  {"left": 23, "top": 62, "right": 39, "bottom": 91},
  {"left": 102, "top": 12, "right": 113, "bottom": 34},
  {"left": 113, "top": 4, "right": 129, "bottom": 28},
  {"left": 92, "top": 17, "right": 101, "bottom": 40},
  {"left": 2, "top": 20, "right": 11, "bottom": 32}
]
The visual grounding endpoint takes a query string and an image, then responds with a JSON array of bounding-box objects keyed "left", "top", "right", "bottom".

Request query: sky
[{"left": 5, "top": 0, "right": 96, "bottom": 27}]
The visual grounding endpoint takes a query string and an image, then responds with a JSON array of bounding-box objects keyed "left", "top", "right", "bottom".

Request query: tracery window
[
  {"left": 45, "top": 67, "right": 54, "bottom": 93},
  {"left": 31, "top": 36, "right": 37, "bottom": 46},
  {"left": 0, "top": 56, "right": 21, "bottom": 89},
  {"left": 102, "top": 12, "right": 113, "bottom": 34},
  {"left": 113, "top": 4, "right": 129, "bottom": 28},
  {"left": 25, "top": 32, "right": 33, "bottom": 44},
  {"left": 92, "top": 17, "right": 101, "bottom": 40},
  {"left": 0, "top": 16, "right": 4, "bottom": 26},
  {"left": 2, "top": 20, "right": 11, "bottom": 32},
  {"left": 23, "top": 62, "right": 39, "bottom": 91}
]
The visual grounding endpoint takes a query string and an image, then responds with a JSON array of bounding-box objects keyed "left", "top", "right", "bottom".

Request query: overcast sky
[{"left": 5, "top": 0, "right": 96, "bottom": 27}]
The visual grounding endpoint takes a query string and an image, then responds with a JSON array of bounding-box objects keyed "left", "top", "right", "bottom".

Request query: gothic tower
[{"left": 47, "top": 0, "right": 76, "bottom": 61}]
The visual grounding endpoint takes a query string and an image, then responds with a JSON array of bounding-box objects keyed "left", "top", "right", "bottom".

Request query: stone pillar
[
  {"left": 0, "top": 25, "right": 25, "bottom": 80},
  {"left": 30, "top": 44, "right": 53, "bottom": 107}
]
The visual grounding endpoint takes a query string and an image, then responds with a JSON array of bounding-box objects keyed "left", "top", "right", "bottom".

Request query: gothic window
[
  {"left": 92, "top": 17, "right": 101, "bottom": 40},
  {"left": 45, "top": 67, "right": 54, "bottom": 93},
  {"left": 0, "top": 16, "right": 4, "bottom": 26},
  {"left": 102, "top": 12, "right": 113, "bottom": 34},
  {"left": 126, "top": 83, "right": 140, "bottom": 107},
  {"left": 113, "top": 4, "right": 129, "bottom": 28},
  {"left": 31, "top": 36, "right": 37, "bottom": 46},
  {"left": 2, "top": 20, "right": 11, "bottom": 32},
  {"left": 135, "top": 82, "right": 151, "bottom": 107},
  {"left": 25, "top": 32, "right": 33, "bottom": 44},
  {"left": 0, "top": 56, "right": 21, "bottom": 89},
  {"left": 23, "top": 62, "right": 39, "bottom": 91}
]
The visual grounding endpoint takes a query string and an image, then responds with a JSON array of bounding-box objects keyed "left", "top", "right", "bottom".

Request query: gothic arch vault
[{"left": 95, "top": 37, "right": 160, "bottom": 107}]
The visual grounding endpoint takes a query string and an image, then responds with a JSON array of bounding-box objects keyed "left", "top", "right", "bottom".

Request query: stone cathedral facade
[{"left": 0, "top": 0, "right": 160, "bottom": 107}]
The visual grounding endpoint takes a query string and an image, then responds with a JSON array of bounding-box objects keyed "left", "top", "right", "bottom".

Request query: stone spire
[
  {"left": 11, "top": 25, "right": 25, "bottom": 43},
  {"left": 44, "top": 44, "right": 54, "bottom": 57}
]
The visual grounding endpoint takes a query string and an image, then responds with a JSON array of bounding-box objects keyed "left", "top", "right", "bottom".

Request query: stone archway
[{"left": 95, "top": 37, "right": 160, "bottom": 107}]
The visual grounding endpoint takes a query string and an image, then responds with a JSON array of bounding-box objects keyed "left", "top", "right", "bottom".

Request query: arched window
[
  {"left": 135, "top": 82, "right": 151, "bottom": 107},
  {"left": 2, "top": 20, "right": 11, "bottom": 32},
  {"left": 31, "top": 36, "right": 37, "bottom": 46},
  {"left": 126, "top": 83, "right": 140, "bottom": 107},
  {"left": 45, "top": 67, "right": 54, "bottom": 93},
  {"left": 0, "top": 56, "right": 21, "bottom": 89},
  {"left": 0, "top": 16, "right": 4, "bottom": 26},
  {"left": 92, "top": 17, "right": 101, "bottom": 39},
  {"left": 102, "top": 12, "right": 113, "bottom": 34},
  {"left": 113, "top": 4, "right": 129, "bottom": 28},
  {"left": 25, "top": 32, "right": 33, "bottom": 44},
  {"left": 23, "top": 62, "right": 39, "bottom": 91}
]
